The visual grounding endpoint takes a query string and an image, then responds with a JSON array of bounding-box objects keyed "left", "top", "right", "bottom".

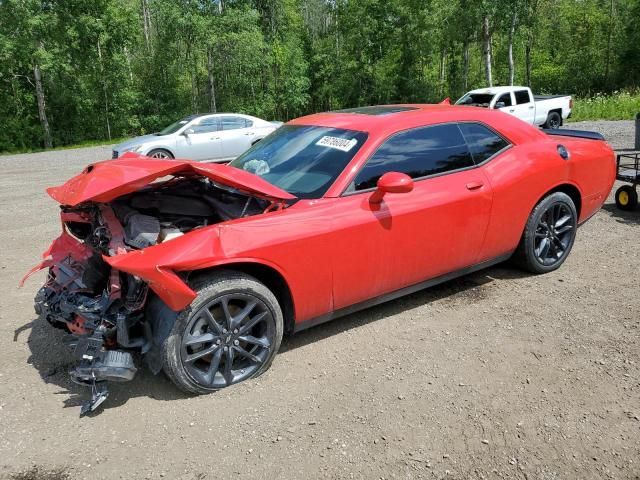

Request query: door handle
[
  {"left": 509, "top": 109, "right": 515, "bottom": 113},
  {"left": 528, "top": 105, "right": 534, "bottom": 109},
  {"left": 466, "top": 181, "right": 484, "bottom": 191},
  {"left": 210, "top": 137, "right": 220, "bottom": 140},
  {"left": 244, "top": 132, "right": 254, "bottom": 136}
]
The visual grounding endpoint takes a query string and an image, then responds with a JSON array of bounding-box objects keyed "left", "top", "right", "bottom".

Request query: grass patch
[
  {"left": 0, "top": 137, "right": 127, "bottom": 156},
  {"left": 569, "top": 91, "right": 640, "bottom": 122}
]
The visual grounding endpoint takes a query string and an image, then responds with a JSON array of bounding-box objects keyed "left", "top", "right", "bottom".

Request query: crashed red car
[{"left": 24, "top": 105, "right": 616, "bottom": 414}]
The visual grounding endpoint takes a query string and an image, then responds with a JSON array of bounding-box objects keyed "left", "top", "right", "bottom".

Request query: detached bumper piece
[
  {"left": 72, "top": 337, "right": 137, "bottom": 417},
  {"left": 34, "top": 259, "right": 149, "bottom": 416},
  {"left": 66, "top": 322, "right": 139, "bottom": 416}
]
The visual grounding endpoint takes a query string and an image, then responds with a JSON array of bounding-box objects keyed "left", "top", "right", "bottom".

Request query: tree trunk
[
  {"left": 124, "top": 46, "right": 134, "bottom": 82},
  {"left": 97, "top": 38, "right": 112, "bottom": 140},
  {"left": 508, "top": 11, "right": 517, "bottom": 86},
  {"left": 191, "top": 68, "right": 198, "bottom": 113},
  {"left": 439, "top": 46, "right": 447, "bottom": 98},
  {"left": 482, "top": 14, "right": 493, "bottom": 86},
  {"left": 525, "top": 41, "right": 531, "bottom": 86},
  {"left": 525, "top": 0, "right": 539, "bottom": 87},
  {"left": 207, "top": 49, "right": 217, "bottom": 113},
  {"left": 463, "top": 38, "right": 469, "bottom": 91},
  {"left": 604, "top": 0, "right": 614, "bottom": 85},
  {"left": 33, "top": 61, "right": 52, "bottom": 149},
  {"left": 141, "top": 0, "right": 152, "bottom": 51}
]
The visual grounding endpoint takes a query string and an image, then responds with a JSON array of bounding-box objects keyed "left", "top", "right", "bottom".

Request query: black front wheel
[
  {"left": 162, "top": 271, "right": 283, "bottom": 394},
  {"left": 515, "top": 192, "right": 577, "bottom": 274}
]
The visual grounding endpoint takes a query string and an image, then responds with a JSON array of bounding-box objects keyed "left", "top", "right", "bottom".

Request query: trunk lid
[{"left": 47, "top": 153, "right": 297, "bottom": 206}]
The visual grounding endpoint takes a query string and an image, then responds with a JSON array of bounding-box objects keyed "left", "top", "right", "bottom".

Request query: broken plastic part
[{"left": 80, "top": 380, "right": 109, "bottom": 417}]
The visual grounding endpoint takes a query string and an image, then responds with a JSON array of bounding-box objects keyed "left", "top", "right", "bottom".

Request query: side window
[
  {"left": 245, "top": 119, "right": 254, "bottom": 128},
  {"left": 514, "top": 90, "right": 531, "bottom": 104},
  {"left": 496, "top": 93, "right": 512, "bottom": 107},
  {"left": 191, "top": 117, "right": 220, "bottom": 134},
  {"left": 353, "top": 124, "right": 474, "bottom": 191},
  {"left": 459, "top": 123, "right": 510, "bottom": 164},
  {"left": 221, "top": 116, "right": 249, "bottom": 131}
]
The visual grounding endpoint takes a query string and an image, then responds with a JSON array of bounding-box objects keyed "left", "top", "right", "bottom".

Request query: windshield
[
  {"left": 455, "top": 93, "right": 495, "bottom": 108},
  {"left": 156, "top": 115, "right": 198, "bottom": 135},
  {"left": 229, "top": 125, "right": 368, "bottom": 199}
]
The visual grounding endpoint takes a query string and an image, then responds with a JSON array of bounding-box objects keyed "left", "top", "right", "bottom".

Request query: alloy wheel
[
  {"left": 150, "top": 150, "right": 171, "bottom": 159},
  {"left": 533, "top": 202, "right": 575, "bottom": 266},
  {"left": 180, "top": 293, "right": 275, "bottom": 389}
]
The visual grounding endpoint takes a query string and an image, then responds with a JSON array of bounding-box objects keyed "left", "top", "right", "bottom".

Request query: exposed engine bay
[{"left": 30, "top": 175, "right": 274, "bottom": 415}]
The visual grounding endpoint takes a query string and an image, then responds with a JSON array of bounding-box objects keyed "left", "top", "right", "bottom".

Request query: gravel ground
[{"left": 0, "top": 121, "right": 639, "bottom": 480}]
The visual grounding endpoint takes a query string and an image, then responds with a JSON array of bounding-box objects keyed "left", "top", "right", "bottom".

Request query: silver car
[{"left": 112, "top": 113, "right": 282, "bottom": 162}]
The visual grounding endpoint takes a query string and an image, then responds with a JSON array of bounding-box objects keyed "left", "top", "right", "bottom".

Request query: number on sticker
[{"left": 316, "top": 136, "right": 358, "bottom": 152}]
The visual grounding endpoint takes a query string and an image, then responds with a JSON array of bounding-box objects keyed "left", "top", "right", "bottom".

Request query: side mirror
[
  {"left": 369, "top": 172, "right": 414, "bottom": 204},
  {"left": 182, "top": 128, "right": 195, "bottom": 136},
  {"left": 495, "top": 101, "right": 506, "bottom": 109}
]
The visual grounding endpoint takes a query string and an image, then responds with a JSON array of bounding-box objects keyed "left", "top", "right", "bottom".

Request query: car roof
[
  {"left": 287, "top": 103, "right": 545, "bottom": 162},
  {"left": 190, "top": 113, "right": 259, "bottom": 120},
  {"left": 289, "top": 104, "right": 443, "bottom": 131},
  {"left": 288, "top": 103, "right": 526, "bottom": 137},
  {"left": 465, "top": 86, "right": 529, "bottom": 96}
]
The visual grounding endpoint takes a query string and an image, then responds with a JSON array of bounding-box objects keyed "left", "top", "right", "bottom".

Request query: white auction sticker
[{"left": 316, "top": 136, "right": 358, "bottom": 152}]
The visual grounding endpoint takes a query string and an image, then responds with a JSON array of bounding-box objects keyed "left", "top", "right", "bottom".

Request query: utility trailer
[{"left": 615, "top": 152, "right": 640, "bottom": 210}]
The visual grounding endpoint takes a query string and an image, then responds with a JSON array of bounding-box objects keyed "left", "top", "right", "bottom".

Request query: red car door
[{"left": 329, "top": 123, "right": 495, "bottom": 310}]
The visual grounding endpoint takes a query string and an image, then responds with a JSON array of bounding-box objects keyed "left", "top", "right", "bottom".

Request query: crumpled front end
[
  {"left": 25, "top": 205, "right": 150, "bottom": 414},
  {"left": 23, "top": 158, "right": 288, "bottom": 415}
]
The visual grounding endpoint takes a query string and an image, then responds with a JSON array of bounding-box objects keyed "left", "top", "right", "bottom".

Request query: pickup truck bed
[{"left": 534, "top": 95, "right": 570, "bottom": 101}]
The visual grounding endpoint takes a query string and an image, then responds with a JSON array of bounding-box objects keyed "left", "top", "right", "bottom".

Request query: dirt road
[{"left": 1, "top": 122, "right": 639, "bottom": 479}]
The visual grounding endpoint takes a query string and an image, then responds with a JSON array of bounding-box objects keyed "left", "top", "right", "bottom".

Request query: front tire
[
  {"left": 515, "top": 192, "right": 577, "bottom": 274},
  {"left": 162, "top": 271, "right": 283, "bottom": 394},
  {"left": 147, "top": 148, "right": 174, "bottom": 159}
]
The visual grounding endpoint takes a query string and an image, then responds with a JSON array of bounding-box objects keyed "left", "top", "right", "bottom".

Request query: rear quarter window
[
  {"left": 460, "top": 123, "right": 510, "bottom": 165},
  {"left": 458, "top": 123, "right": 510, "bottom": 164}
]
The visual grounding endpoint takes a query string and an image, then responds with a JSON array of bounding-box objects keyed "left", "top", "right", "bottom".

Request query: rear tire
[
  {"left": 147, "top": 148, "right": 174, "bottom": 159},
  {"left": 544, "top": 111, "right": 562, "bottom": 129},
  {"left": 615, "top": 185, "right": 638, "bottom": 211},
  {"left": 515, "top": 192, "right": 577, "bottom": 274},
  {"left": 162, "top": 271, "right": 283, "bottom": 394}
]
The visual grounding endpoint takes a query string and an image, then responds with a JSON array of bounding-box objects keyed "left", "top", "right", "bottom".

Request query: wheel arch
[
  {"left": 536, "top": 182, "right": 582, "bottom": 219},
  {"left": 188, "top": 261, "right": 296, "bottom": 335},
  {"left": 548, "top": 108, "right": 563, "bottom": 126}
]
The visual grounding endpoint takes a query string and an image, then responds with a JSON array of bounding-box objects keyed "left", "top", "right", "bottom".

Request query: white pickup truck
[{"left": 455, "top": 86, "right": 572, "bottom": 129}]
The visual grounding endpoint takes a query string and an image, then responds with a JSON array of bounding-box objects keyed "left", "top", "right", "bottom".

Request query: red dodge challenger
[{"left": 24, "top": 105, "right": 616, "bottom": 414}]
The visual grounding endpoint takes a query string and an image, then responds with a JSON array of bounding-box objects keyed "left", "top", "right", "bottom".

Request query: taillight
[{"left": 569, "top": 98, "right": 573, "bottom": 109}]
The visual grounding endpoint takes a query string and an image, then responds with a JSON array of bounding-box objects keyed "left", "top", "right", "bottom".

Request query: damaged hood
[{"left": 47, "top": 152, "right": 296, "bottom": 206}]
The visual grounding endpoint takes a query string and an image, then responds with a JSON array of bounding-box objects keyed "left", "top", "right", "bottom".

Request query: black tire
[
  {"left": 147, "top": 148, "right": 174, "bottom": 159},
  {"left": 544, "top": 111, "right": 562, "bottom": 129},
  {"left": 615, "top": 185, "right": 638, "bottom": 211},
  {"left": 162, "top": 271, "right": 283, "bottom": 394},
  {"left": 515, "top": 192, "right": 578, "bottom": 274}
]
